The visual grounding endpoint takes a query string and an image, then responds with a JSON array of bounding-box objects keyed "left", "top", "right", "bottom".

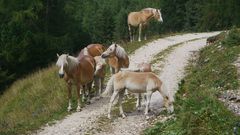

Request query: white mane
[
  {"left": 56, "top": 54, "right": 79, "bottom": 71},
  {"left": 114, "top": 44, "right": 128, "bottom": 59},
  {"left": 83, "top": 47, "right": 89, "bottom": 55}
]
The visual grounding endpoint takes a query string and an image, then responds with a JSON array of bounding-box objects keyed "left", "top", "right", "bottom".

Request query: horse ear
[
  {"left": 66, "top": 54, "right": 69, "bottom": 58},
  {"left": 57, "top": 53, "right": 60, "bottom": 58},
  {"left": 114, "top": 43, "right": 117, "bottom": 48}
]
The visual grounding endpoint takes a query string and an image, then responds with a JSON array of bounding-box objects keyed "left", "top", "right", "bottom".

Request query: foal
[{"left": 102, "top": 71, "right": 174, "bottom": 119}]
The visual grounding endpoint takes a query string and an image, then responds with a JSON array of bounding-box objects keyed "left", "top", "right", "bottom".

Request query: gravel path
[{"left": 34, "top": 32, "right": 220, "bottom": 135}]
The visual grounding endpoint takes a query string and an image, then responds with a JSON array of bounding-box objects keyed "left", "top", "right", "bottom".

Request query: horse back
[
  {"left": 78, "top": 55, "right": 96, "bottom": 84},
  {"left": 87, "top": 44, "right": 106, "bottom": 57}
]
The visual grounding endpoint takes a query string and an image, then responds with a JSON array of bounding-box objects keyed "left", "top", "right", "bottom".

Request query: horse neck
[
  {"left": 65, "top": 56, "right": 79, "bottom": 74},
  {"left": 140, "top": 10, "right": 154, "bottom": 23},
  {"left": 115, "top": 47, "right": 128, "bottom": 59}
]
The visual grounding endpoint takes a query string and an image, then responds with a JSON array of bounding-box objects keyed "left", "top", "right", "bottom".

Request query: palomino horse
[
  {"left": 128, "top": 8, "right": 163, "bottom": 42},
  {"left": 94, "top": 56, "right": 107, "bottom": 98},
  {"left": 101, "top": 43, "right": 129, "bottom": 74},
  {"left": 121, "top": 62, "right": 152, "bottom": 110},
  {"left": 56, "top": 54, "right": 95, "bottom": 111},
  {"left": 102, "top": 71, "right": 174, "bottom": 119}
]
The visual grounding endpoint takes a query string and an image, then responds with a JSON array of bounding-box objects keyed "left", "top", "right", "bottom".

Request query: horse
[
  {"left": 102, "top": 71, "right": 174, "bottom": 119},
  {"left": 128, "top": 8, "right": 163, "bottom": 42},
  {"left": 101, "top": 43, "right": 129, "bottom": 74},
  {"left": 93, "top": 56, "right": 107, "bottom": 98},
  {"left": 78, "top": 44, "right": 106, "bottom": 59},
  {"left": 120, "top": 62, "right": 152, "bottom": 72},
  {"left": 56, "top": 54, "right": 95, "bottom": 112},
  {"left": 78, "top": 43, "right": 105, "bottom": 99},
  {"left": 120, "top": 62, "right": 152, "bottom": 110}
]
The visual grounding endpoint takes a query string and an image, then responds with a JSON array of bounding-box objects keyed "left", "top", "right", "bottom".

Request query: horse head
[
  {"left": 153, "top": 9, "right": 163, "bottom": 23},
  {"left": 101, "top": 43, "right": 117, "bottom": 58},
  {"left": 56, "top": 53, "right": 69, "bottom": 78},
  {"left": 94, "top": 56, "right": 106, "bottom": 75}
]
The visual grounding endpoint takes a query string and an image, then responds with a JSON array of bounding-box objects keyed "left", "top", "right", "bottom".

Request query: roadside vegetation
[{"left": 144, "top": 28, "right": 240, "bottom": 135}]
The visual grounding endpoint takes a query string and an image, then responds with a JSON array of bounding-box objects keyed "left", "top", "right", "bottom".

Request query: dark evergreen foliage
[{"left": 0, "top": 0, "right": 240, "bottom": 93}]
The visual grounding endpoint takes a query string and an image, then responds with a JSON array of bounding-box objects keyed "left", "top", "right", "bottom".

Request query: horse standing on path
[
  {"left": 120, "top": 62, "right": 152, "bottom": 110},
  {"left": 102, "top": 71, "right": 174, "bottom": 119},
  {"left": 128, "top": 8, "right": 163, "bottom": 42},
  {"left": 101, "top": 43, "right": 129, "bottom": 74},
  {"left": 78, "top": 44, "right": 106, "bottom": 100},
  {"left": 56, "top": 54, "right": 95, "bottom": 112}
]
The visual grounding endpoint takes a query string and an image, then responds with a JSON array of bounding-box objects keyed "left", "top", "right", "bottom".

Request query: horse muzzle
[
  {"left": 101, "top": 54, "right": 108, "bottom": 58},
  {"left": 59, "top": 74, "right": 64, "bottom": 78}
]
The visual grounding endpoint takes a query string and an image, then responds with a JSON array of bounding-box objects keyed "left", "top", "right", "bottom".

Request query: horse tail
[{"left": 101, "top": 75, "right": 114, "bottom": 97}]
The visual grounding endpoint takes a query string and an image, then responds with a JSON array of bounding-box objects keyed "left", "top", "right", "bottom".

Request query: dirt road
[{"left": 35, "top": 32, "right": 220, "bottom": 135}]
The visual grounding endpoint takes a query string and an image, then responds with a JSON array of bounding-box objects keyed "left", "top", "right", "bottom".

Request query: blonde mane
[
  {"left": 56, "top": 54, "right": 79, "bottom": 71},
  {"left": 115, "top": 44, "right": 128, "bottom": 59},
  {"left": 83, "top": 47, "right": 89, "bottom": 55},
  {"left": 67, "top": 55, "right": 79, "bottom": 70}
]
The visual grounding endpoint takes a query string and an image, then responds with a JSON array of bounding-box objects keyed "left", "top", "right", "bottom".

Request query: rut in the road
[{"left": 35, "top": 32, "right": 219, "bottom": 135}]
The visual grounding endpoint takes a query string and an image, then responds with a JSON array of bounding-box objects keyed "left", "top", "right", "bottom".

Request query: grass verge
[{"left": 144, "top": 28, "right": 240, "bottom": 135}]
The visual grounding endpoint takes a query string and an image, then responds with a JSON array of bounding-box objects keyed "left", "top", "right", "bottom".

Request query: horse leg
[
  {"left": 138, "top": 23, "right": 142, "bottom": 42},
  {"left": 76, "top": 84, "right": 82, "bottom": 112},
  {"left": 86, "top": 82, "right": 92, "bottom": 104},
  {"left": 144, "top": 24, "right": 148, "bottom": 40},
  {"left": 99, "top": 77, "right": 104, "bottom": 97},
  {"left": 94, "top": 77, "right": 99, "bottom": 96},
  {"left": 145, "top": 91, "right": 153, "bottom": 115},
  {"left": 136, "top": 93, "right": 141, "bottom": 112},
  {"left": 82, "top": 85, "right": 86, "bottom": 103},
  {"left": 118, "top": 91, "right": 126, "bottom": 118},
  {"left": 128, "top": 24, "right": 133, "bottom": 42},
  {"left": 108, "top": 91, "right": 119, "bottom": 119},
  {"left": 67, "top": 82, "right": 72, "bottom": 112},
  {"left": 110, "top": 66, "right": 115, "bottom": 74}
]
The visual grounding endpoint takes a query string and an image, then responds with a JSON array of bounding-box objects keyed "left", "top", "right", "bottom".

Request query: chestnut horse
[
  {"left": 101, "top": 43, "right": 129, "bottom": 74},
  {"left": 78, "top": 44, "right": 106, "bottom": 59},
  {"left": 56, "top": 54, "right": 95, "bottom": 112},
  {"left": 78, "top": 44, "right": 106, "bottom": 100},
  {"left": 128, "top": 8, "right": 163, "bottom": 42},
  {"left": 102, "top": 71, "right": 174, "bottom": 119}
]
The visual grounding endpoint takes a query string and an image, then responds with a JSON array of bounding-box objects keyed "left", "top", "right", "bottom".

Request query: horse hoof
[
  {"left": 86, "top": 101, "right": 91, "bottom": 105},
  {"left": 67, "top": 107, "right": 72, "bottom": 112},
  {"left": 76, "top": 107, "right": 81, "bottom": 112},
  {"left": 121, "top": 114, "right": 126, "bottom": 119},
  {"left": 96, "top": 96, "right": 101, "bottom": 100},
  {"left": 137, "top": 108, "right": 141, "bottom": 112},
  {"left": 107, "top": 114, "right": 111, "bottom": 119},
  {"left": 145, "top": 115, "right": 150, "bottom": 120}
]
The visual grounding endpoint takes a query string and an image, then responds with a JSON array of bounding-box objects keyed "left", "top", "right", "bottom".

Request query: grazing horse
[
  {"left": 121, "top": 62, "right": 152, "bottom": 110},
  {"left": 101, "top": 43, "right": 129, "bottom": 74},
  {"left": 94, "top": 56, "right": 107, "bottom": 98},
  {"left": 102, "top": 71, "right": 174, "bottom": 119},
  {"left": 56, "top": 54, "right": 95, "bottom": 112},
  {"left": 128, "top": 8, "right": 163, "bottom": 42}
]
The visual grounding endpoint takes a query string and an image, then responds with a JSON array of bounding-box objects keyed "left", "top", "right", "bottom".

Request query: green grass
[
  {"left": 0, "top": 33, "right": 174, "bottom": 134},
  {"left": 144, "top": 29, "right": 240, "bottom": 135}
]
